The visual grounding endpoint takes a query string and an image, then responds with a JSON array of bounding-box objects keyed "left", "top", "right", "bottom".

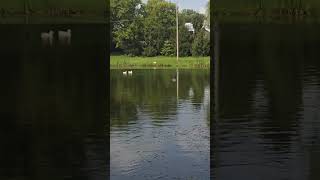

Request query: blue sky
[{"left": 142, "top": 0, "right": 209, "bottom": 14}]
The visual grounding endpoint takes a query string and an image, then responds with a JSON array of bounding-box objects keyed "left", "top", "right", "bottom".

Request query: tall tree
[
  {"left": 205, "top": 0, "right": 210, "bottom": 29},
  {"left": 111, "top": 0, "right": 145, "bottom": 56},
  {"left": 178, "top": 21, "right": 193, "bottom": 56},
  {"left": 178, "top": 10, "right": 205, "bottom": 56},
  {"left": 142, "top": 0, "right": 176, "bottom": 56},
  {"left": 192, "top": 29, "right": 210, "bottom": 56}
]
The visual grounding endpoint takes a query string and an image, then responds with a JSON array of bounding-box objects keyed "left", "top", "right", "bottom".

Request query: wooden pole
[
  {"left": 214, "top": 21, "right": 220, "bottom": 118},
  {"left": 24, "top": 0, "right": 28, "bottom": 15},
  {"left": 176, "top": 0, "right": 179, "bottom": 63},
  {"left": 24, "top": 0, "right": 29, "bottom": 24},
  {"left": 176, "top": 68, "right": 179, "bottom": 100}
]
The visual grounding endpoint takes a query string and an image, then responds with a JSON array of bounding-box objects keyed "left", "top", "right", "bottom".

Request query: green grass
[{"left": 110, "top": 55, "right": 210, "bottom": 69}]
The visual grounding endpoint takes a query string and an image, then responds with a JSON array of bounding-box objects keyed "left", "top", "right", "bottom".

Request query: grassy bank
[{"left": 110, "top": 55, "right": 210, "bottom": 69}]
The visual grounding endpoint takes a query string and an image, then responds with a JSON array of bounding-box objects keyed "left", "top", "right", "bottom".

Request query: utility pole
[
  {"left": 24, "top": 0, "right": 28, "bottom": 15},
  {"left": 24, "top": 0, "right": 29, "bottom": 24},
  {"left": 214, "top": 21, "right": 220, "bottom": 118},
  {"left": 175, "top": 0, "right": 179, "bottom": 101},
  {"left": 176, "top": 69, "right": 179, "bottom": 100},
  {"left": 176, "top": 0, "right": 179, "bottom": 63}
]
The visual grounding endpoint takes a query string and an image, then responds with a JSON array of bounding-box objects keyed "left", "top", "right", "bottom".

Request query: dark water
[
  {"left": 213, "top": 23, "right": 320, "bottom": 180},
  {"left": 110, "top": 69, "right": 210, "bottom": 179},
  {"left": 0, "top": 25, "right": 108, "bottom": 180}
]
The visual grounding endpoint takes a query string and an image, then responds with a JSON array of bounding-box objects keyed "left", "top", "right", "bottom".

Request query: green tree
[
  {"left": 178, "top": 10, "right": 206, "bottom": 56},
  {"left": 111, "top": 0, "right": 209, "bottom": 57},
  {"left": 178, "top": 24, "right": 193, "bottom": 56},
  {"left": 192, "top": 29, "right": 210, "bottom": 56},
  {"left": 143, "top": 0, "right": 176, "bottom": 56},
  {"left": 161, "top": 40, "right": 175, "bottom": 56},
  {"left": 111, "top": 0, "right": 145, "bottom": 56},
  {"left": 180, "top": 9, "right": 205, "bottom": 34},
  {"left": 205, "top": 0, "right": 210, "bottom": 29}
]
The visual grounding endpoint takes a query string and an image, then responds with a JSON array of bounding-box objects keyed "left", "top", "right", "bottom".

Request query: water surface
[
  {"left": 0, "top": 24, "right": 108, "bottom": 180},
  {"left": 110, "top": 69, "right": 210, "bottom": 179},
  {"left": 213, "top": 23, "right": 320, "bottom": 180}
]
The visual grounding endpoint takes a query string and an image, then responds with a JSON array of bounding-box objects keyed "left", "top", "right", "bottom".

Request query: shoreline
[{"left": 110, "top": 55, "right": 210, "bottom": 69}]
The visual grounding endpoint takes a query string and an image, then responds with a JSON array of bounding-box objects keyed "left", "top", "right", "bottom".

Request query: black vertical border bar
[
  {"left": 210, "top": 0, "right": 215, "bottom": 179},
  {"left": 106, "top": 0, "right": 111, "bottom": 179}
]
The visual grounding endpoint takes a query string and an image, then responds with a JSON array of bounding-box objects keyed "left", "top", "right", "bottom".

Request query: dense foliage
[
  {"left": 212, "top": 0, "right": 320, "bottom": 16},
  {"left": 111, "top": 0, "right": 210, "bottom": 57}
]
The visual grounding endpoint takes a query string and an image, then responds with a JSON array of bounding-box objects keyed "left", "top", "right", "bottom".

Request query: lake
[
  {"left": 4, "top": 20, "right": 320, "bottom": 180},
  {"left": 213, "top": 22, "right": 320, "bottom": 180},
  {"left": 110, "top": 69, "right": 210, "bottom": 179}
]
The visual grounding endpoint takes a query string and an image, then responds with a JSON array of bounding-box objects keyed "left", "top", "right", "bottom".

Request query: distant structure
[
  {"left": 203, "top": 25, "right": 210, "bottom": 32},
  {"left": 203, "top": 19, "right": 210, "bottom": 32},
  {"left": 184, "top": 23, "right": 195, "bottom": 33},
  {"left": 184, "top": 22, "right": 210, "bottom": 33}
]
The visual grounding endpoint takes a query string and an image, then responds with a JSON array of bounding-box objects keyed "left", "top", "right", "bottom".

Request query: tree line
[
  {"left": 212, "top": 0, "right": 320, "bottom": 16},
  {"left": 111, "top": 0, "right": 210, "bottom": 57}
]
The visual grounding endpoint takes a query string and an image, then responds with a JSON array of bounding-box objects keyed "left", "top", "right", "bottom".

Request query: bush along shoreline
[{"left": 111, "top": 0, "right": 210, "bottom": 57}]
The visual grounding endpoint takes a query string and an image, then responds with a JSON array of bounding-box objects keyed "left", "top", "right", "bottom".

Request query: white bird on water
[
  {"left": 172, "top": 76, "right": 177, "bottom": 82},
  {"left": 41, "top": 30, "right": 54, "bottom": 45},
  {"left": 123, "top": 71, "right": 127, "bottom": 75},
  {"left": 58, "top": 29, "right": 72, "bottom": 44},
  {"left": 128, "top": 70, "right": 133, "bottom": 75}
]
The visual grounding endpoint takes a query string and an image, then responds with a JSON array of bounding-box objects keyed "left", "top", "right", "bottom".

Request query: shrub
[{"left": 161, "top": 40, "right": 175, "bottom": 56}]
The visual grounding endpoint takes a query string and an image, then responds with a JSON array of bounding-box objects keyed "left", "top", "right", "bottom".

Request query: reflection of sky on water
[
  {"left": 300, "top": 66, "right": 320, "bottom": 144},
  {"left": 110, "top": 85, "right": 210, "bottom": 180},
  {"left": 174, "top": 86, "right": 209, "bottom": 156},
  {"left": 212, "top": 23, "right": 320, "bottom": 180}
]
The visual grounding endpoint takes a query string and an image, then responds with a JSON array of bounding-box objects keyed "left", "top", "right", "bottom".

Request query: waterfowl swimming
[
  {"left": 123, "top": 71, "right": 127, "bottom": 75},
  {"left": 58, "top": 29, "right": 71, "bottom": 38},
  {"left": 41, "top": 30, "right": 54, "bottom": 45},
  {"left": 128, "top": 70, "right": 133, "bottom": 75},
  {"left": 172, "top": 76, "right": 177, "bottom": 82},
  {"left": 41, "top": 30, "right": 54, "bottom": 39},
  {"left": 58, "top": 29, "right": 71, "bottom": 44}
]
